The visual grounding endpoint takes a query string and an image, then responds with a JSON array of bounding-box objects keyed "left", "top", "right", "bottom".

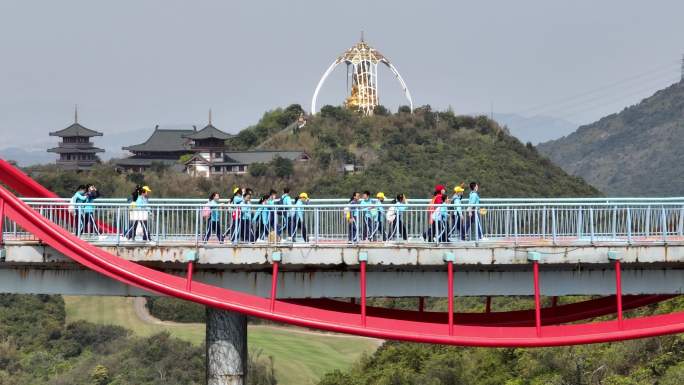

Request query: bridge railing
[{"left": 2, "top": 201, "right": 684, "bottom": 246}]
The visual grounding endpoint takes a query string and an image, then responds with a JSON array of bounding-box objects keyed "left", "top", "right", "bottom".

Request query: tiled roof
[
  {"left": 49, "top": 123, "right": 103, "bottom": 138},
  {"left": 183, "top": 124, "right": 232, "bottom": 140},
  {"left": 123, "top": 128, "right": 194, "bottom": 152}
]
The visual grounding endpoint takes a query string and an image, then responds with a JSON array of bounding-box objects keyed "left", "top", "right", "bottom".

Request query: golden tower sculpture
[{"left": 311, "top": 34, "right": 413, "bottom": 116}]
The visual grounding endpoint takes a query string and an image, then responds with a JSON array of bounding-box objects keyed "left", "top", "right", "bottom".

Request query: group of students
[
  {"left": 69, "top": 184, "right": 101, "bottom": 237},
  {"left": 343, "top": 182, "right": 483, "bottom": 243},
  {"left": 202, "top": 187, "right": 311, "bottom": 244},
  {"left": 70, "top": 181, "right": 484, "bottom": 244}
]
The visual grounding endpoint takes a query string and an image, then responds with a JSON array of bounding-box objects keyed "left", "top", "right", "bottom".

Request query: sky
[{"left": 1, "top": 0, "right": 682, "bottom": 149}]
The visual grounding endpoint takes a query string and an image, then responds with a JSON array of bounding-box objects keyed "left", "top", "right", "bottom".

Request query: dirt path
[{"left": 132, "top": 297, "right": 383, "bottom": 346}]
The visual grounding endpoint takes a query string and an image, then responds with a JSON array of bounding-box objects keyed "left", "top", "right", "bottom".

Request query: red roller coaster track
[{"left": 1, "top": 159, "right": 683, "bottom": 347}]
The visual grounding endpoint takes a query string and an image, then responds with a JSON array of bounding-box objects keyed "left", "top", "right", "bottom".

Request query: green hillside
[{"left": 538, "top": 81, "right": 684, "bottom": 196}]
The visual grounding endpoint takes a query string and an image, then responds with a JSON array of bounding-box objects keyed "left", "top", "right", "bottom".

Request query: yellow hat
[
  {"left": 299, "top": 192, "right": 309, "bottom": 199},
  {"left": 233, "top": 187, "right": 240, "bottom": 194},
  {"left": 454, "top": 186, "right": 465, "bottom": 193},
  {"left": 376, "top": 192, "right": 385, "bottom": 199},
  {"left": 479, "top": 208, "right": 488, "bottom": 215},
  {"left": 142, "top": 186, "right": 152, "bottom": 193}
]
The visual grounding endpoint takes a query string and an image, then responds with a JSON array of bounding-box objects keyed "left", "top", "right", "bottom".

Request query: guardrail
[{"left": 2, "top": 201, "right": 684, "bottom": 246}]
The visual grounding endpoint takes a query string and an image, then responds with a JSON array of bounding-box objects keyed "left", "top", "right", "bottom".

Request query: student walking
[
  {"left": 253, "top": 195, "right": 271, "bottom": 241},
  {"left": 291, "top": 193, "right": 310, "bottom": 242},
  {"left": 125, "top": 186, "right": 152, "bottom": 241},
  {"left": 203, "top": 192, "right": 224, "bottom": 243},
  {"left": 387, "top": 194, "right": 408, "bottom": 241},
  {"left": 346, "top": 192, "right": 361, "bottom": 243},
  {"left": 239, "top": 192, "right": 254, "bottom": 242},
  {"left": 450, "top": 185, "right": 465, "bottom": 240},
  {"left": 464, "top": 182, "right": 483, "bottom": 241},
  {"left": 70, "top": 185, "right": 88, "bottom": 236},
  {"left": 280, "top": 187, "right": 294, "bottom": 238},
  {"left": 81, "top": 184, "right": 101, "bottom": 236}
]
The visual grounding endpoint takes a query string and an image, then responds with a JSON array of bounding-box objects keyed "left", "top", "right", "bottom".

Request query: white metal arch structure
[{"left": 311, "top": 39, "right": 413, "bottom": 115}]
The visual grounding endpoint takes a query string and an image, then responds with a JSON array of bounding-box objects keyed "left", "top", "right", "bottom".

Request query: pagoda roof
[
  {"left": 49, "top": 123, "right": 103, "bottom": 138},
  {"left": 123, "top": 128, "right": 194, "bottom": 153},
  {"left": 47, "top": 146, "right": 104, "bottom": 154},
  {"left": 183, "top": 124, "right": 232, "bottom": 140}
]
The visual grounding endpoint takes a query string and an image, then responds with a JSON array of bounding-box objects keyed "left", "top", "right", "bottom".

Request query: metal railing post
[
  {"left": 551, "top": 207, "right": 557, "bottom": 245},
  {"left": 194, "top": 207, "right": 200, "bottom": 247},
  {"left": 577, "top": 207, "right": 583, "bottom": 240},
  {"left": 612, "top": 205, "right": 617, "bottom": 240},
  {"left": 661, "top": 206, "right": 668, "bottom": 243},
  {"left": 513, "top": 208, "right": 518, "bottom": 245},
  {"left": 626, "top": 207, "right": 633, "bottom": 244},
  {"left": 645, "top": 205, "right": 651, "bottom": 237},
  {"left": 115, "top": 206, "right": 121, "bottom": 246},
  {"left": 589, "top": 207, "right": 595, "bottom": 244},
  {"left": 155, "top": 206, "right": 160, "bottom": 245},
  {"left": 314, "top": 208, "right": 319, "bottom": 245},
  {"left": 679, "top": 206, "right": 684, "bottom": 237}
]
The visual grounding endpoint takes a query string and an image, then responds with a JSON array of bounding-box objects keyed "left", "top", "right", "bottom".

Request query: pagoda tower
[{"left": 47, "top": 107, "right": 104, "bottom": 170}]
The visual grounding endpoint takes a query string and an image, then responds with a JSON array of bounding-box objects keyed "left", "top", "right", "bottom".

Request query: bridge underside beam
[{"left": 2, "top": 264, "right": 684, "bottom": 297}]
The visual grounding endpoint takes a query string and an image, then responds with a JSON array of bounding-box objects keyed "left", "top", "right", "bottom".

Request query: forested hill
[
  {"left": 538, "top": 81, "right": 684, "bottom": 196},
  {"left": 231, "top": 105, "right": 599, "bottom": 198},
  {"left": 28, "top": 105, "right": 599, "bottom": 199}
]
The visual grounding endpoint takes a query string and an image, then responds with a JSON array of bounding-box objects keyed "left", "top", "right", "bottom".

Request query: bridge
[{"left": 1, "top": 160, "right": 684, "bottom": 384}]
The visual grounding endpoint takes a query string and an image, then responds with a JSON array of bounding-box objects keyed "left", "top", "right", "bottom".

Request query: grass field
[{"left": 64, "top": 296, "right": 378, "bottom": 385}]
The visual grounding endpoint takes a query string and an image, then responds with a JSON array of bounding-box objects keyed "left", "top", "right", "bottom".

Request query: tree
[
  {"left": 272, "top": 156, "right": 294, "bottom": 178},
  {"left": 249, "top": 163, "right": 269, "bottom": 177},
  {"left": 91, "top": 365, "right": 109, "bottom": 385}
]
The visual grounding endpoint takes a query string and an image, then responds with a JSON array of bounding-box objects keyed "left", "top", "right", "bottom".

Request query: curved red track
[{"left": 1, "top": 160, "right": 683, "bottom": 347}]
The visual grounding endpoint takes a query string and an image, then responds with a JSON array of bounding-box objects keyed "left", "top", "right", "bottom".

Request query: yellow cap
[
  {"left": 479, "top": 208, "right": 488, "bottom": 215},
  {"left": 376, "top": 192, "right": 385, "bottom": 199},
  {"left": 454, "top": 186, "right": 465, "bottom": 193},
  {"left": 299, "top": 192, "right": 309, "bottom": 199},
  {"left": 142, "top": 186, "right": 152, "bottom": 193},
  {"left": 233, "top": 187, "right": 240, "bottom": 194}
]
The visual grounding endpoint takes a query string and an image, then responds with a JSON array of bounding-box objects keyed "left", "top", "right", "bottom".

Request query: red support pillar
[
  {"left": 552, "top": 296, "right": 558, "bottom": 308},
  {"left": 447, "top": 260, "right": 454, "bottom": 336},
  {"left": 418, "top": 296, "right": 425, "bottom": 313},
  {"left": 485, "top": 296, "right": 491, "bottom": 313},
  {"left": 0, "top": 199, "right": 4, "bottom": 245},
  {"left": 185, "top": 261, "right": 194, "bottom": 292},
  {"left": 615, "top": 259, "right": 623, "bottom": 328},
  {"left": 270, "top": 261, "right": 279, "bottom": 312},
  {"left": 360, "top": 260, "right": 367, "bottom": 327},
  {"left": 533, "top": 261, "right": 542, "bottom": 337}
]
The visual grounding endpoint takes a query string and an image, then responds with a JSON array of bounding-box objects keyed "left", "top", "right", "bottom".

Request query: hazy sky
[{"left": 1, "top": 0, "right": 682, "bottom": 148}]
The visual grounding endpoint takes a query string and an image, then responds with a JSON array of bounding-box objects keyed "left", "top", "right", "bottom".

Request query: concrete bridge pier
[{"left": 206, "top": 307, "right": 247, "bottom": 385}]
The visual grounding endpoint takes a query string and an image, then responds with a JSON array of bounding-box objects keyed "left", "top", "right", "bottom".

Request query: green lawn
[{"left": 64, "top": 296, "right": 378, "bottom": 385}]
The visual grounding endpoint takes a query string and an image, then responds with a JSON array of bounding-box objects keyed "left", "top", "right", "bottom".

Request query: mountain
[
  {"left": 0, "top": 147, "right": 56, "bottom": 166},
  {"left": 493, "top": 113, "right": 577, "bottom": 144},
  {"left": 537, "top": 81, "right": 684, "bottom": 196},
  {"left": 231, "top": 105, "right": 599, "bottom": 198}
]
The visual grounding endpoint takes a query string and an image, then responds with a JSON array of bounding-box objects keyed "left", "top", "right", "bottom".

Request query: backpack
[
  {"left": 386, "top": 206, "right": 396, "bottom": 223},
  {"left": 68, "top": 195, "right": 77, "bottom": 215},
  {"left": 201, "top": 204, "right": 212, "bottom": 219}
]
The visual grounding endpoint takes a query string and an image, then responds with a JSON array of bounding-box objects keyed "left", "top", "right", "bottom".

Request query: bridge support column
[{"left": 206, "top": 307, "right": 247, "bottom": 385}]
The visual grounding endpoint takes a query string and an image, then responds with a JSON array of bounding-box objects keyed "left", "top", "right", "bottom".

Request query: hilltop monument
[{"left": 311, "top": 33, "right": 413, "bottom": 115}]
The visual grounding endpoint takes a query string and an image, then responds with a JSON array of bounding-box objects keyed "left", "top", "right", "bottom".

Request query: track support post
[
  {"left": 609, "top": 250, "right": 624, "bottom": 329},
  {"left": 528, "top": 251, "right": 542, "bottom": 337},
  {"left": 359, "top": 251, "right": 368, "bottom": 327},
  {"left": 270, "top": 252, "right": 281, "bottom": 312},
  {"left": 444, "top": 252, "right": 456, "bottom": 336},
  {"left": 185, "top": 250, "right": 197, "bottom": 292}
]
